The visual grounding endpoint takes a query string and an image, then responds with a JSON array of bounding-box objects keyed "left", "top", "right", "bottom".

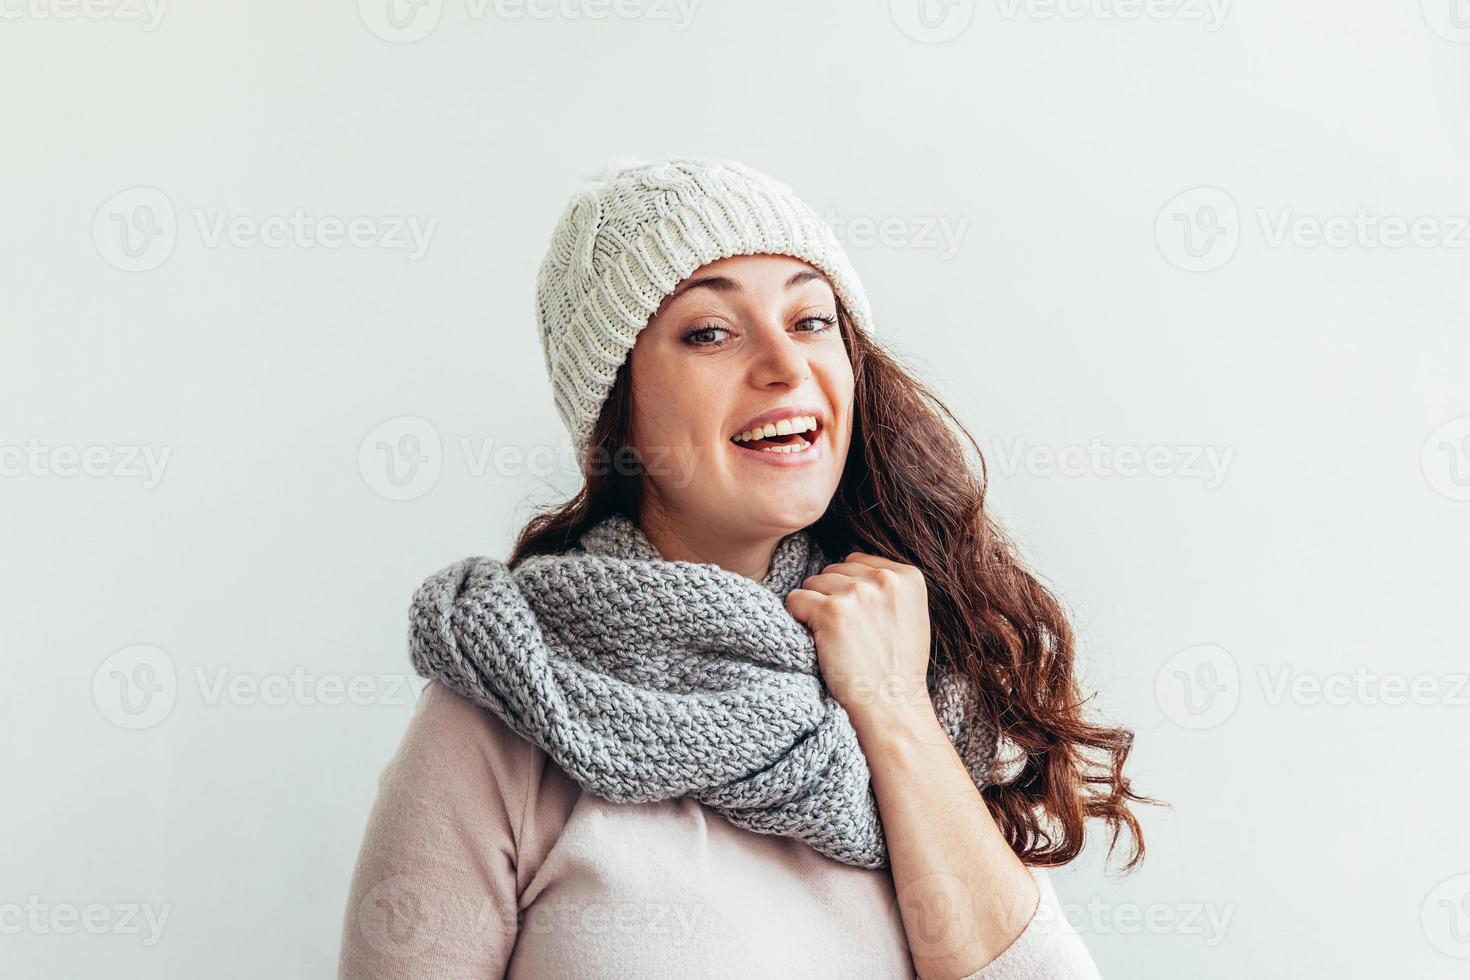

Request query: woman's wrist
[{"left": 846, "top": 700, "right": 947, "bottom": 760}]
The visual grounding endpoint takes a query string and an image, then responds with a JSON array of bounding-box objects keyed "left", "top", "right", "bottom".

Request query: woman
[{"left": 339, "top": 157, "right": 1149, "bottom": 979}]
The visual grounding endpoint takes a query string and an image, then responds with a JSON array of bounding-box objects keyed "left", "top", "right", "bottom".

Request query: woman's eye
[
  {"left": 796, "top": 314, "right": 838, "bottom": 333},
  {"left": 684, "top": 324, "right": 730, "bottom": 346}
]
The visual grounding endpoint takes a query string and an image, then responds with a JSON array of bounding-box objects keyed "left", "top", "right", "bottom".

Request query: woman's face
[{"left": 627, "top": 252, "right": 855, "bottom": 539}]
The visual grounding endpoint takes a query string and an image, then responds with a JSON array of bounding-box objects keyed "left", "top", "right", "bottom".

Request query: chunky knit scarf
[{"left": 408, "top": 511, "right": 997, "bottom": 870}]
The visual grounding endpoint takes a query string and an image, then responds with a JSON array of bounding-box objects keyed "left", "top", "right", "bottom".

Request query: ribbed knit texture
[
  {"left": 407, "top": 511, "right": 996, "bottom": 870},
  {"left": 535, "top": 156, "right": 876, "bottom": 471}
]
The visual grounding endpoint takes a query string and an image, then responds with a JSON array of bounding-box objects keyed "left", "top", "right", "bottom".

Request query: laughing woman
[{"left": 339, "top": 157, "right": 1150, "bottom": 979}]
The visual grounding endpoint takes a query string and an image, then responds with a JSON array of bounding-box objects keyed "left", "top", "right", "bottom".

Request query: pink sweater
[{"left": 338, "top": 681, "right": 1102, "bottom": 979}]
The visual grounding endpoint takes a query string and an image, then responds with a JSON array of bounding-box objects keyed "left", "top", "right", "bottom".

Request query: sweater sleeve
[
  {"left": 337, "top": 680, "right": 564, "bottom": 980},
  {"left": 958, "top": 866, "right": 1101, "bottom": 980}
]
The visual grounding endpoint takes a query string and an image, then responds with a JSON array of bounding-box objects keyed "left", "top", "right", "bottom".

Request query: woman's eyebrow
[{"left": 668, "top": 269, "right": 831, "bottom": 302}]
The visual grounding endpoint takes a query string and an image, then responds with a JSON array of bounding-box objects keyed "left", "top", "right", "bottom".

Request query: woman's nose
[{"left": 748, "top": 321, "right": 811, "bottom": 388}]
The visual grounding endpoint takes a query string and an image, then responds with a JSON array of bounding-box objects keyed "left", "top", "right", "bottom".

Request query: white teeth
[
  {"left": 758, "top": 440, "right": 812, "bottom": 454},
  {"left": 732, "top": 415, "right": 818, "bottom": 444}
]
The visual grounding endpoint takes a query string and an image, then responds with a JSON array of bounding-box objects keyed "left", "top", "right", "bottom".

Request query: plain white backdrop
[{"left": 2, "top": 1, "right": 1468, "bottom": 977}]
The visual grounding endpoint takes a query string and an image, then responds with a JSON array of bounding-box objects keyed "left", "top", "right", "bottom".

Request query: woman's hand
[{"left": 785, "top": 551, "right": 938, "bottom": 732}]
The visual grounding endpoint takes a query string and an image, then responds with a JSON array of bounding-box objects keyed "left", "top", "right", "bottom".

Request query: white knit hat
[{"left": 534, "top": 156, "right": 875, "bottom": 469}]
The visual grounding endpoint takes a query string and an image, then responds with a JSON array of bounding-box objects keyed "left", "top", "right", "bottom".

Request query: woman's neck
[{"left": 636, "top": 509, "right": 783, "bottom": 583}]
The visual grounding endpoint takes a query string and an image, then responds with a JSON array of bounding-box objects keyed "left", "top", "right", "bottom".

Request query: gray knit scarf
[{"left": 408, "top": 511, "right": 997, "bottom": 870}]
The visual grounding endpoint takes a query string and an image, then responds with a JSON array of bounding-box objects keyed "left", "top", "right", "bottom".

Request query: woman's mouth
[{"left": 729, "top": 414, "right": 823, "bottom": 459}]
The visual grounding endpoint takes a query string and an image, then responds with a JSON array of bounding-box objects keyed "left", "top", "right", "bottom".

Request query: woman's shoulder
[
  {"left": 388, "top": 680, "right": 582, "bottom": 862},
  {"left": 406, "top": 679, "right": 529, "bottom": 757},
  {"left": 400, "top": 679, "right": 532, "bottom": 765}
]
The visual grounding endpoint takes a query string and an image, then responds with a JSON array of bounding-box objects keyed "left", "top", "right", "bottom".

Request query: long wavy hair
[{"left": 508, "top": 299, "right": 1155, "bottom": 872}]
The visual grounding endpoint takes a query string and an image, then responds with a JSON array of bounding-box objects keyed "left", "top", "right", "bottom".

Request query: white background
[{"left": 2, "top": 1, "right": 1468, "bottom": 977}]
